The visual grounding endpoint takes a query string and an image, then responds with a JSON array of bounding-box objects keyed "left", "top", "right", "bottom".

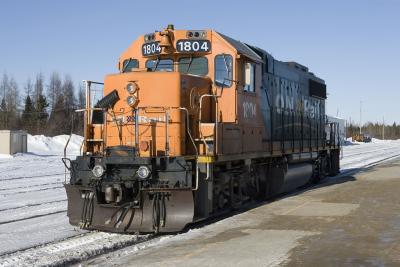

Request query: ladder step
[{"left": 194, "top": 138, "right": 214, "bottom": 142}]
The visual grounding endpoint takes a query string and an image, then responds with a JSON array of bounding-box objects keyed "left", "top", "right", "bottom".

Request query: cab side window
[
  {"left": 214, "top": 54, "right": 233, "bottom": 87},
  {"left": 244, "top": 62, "right": 255, "bottom": 92}
]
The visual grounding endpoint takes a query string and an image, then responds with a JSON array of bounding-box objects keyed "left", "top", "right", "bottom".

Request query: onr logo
[{"left": 243, "top": 102, "right": 256, "bottom": 119}]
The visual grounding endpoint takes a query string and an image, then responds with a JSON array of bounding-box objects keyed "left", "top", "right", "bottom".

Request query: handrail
[
  {"left": 78, "top": 105, "right": 198, "bottom": 158},
  {"left": 62, "top": 113, "right": 76, "bottom": 183},
  {"left": 134, "top": 108, "right": 139, "bottom": 156},
  {"left": 198, "top": 94, "right": 218, "bottom": 155},
  {"left": 83, "top": 80, "right": 104, "bottom": 85},
  {"left": 135, "top": 105, "right": 201, "bottom": 191},
  {"left": 74, "top": 107, "right": 105, "bottom": 155},
  {"left": 165, "top": 110, "right": 170, "bottom": 157},
  {"left": 135, "top": 106, "right": 198, "bottom": 157},
  {"left": 75, "top": 108, "right": 104, "bottom": 112},
  {"left": 192, "top": 161, "right": 210, "bottom": 191},
  {"left": 176, "top": 107, "right": 198, "bottom": 157}
]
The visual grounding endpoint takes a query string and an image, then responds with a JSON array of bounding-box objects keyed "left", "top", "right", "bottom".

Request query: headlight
[
  {"left": 92, "top": 165, "right": 105, "bottom": 178},
  {"left": 126, "top": 95, "right": 137, "bottom": 107},
  {"left": 126, "top": 82, "right": 138, "bottom": 94},
  {"left": 137, "top": 166, "right": 151, "bottom": 179}
]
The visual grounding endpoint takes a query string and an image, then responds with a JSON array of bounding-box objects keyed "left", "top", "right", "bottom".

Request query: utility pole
[
  {"left": 359, "top": 101, "right": 362, "bottom": 135},
  {"left": 382, "top": 116, "right": 385, "bottom": 140},
  {"left": 349, "top": 116, "right": 352, "bottom": 138}
]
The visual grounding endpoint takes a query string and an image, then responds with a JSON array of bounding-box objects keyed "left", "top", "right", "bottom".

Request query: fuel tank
[{"left": 268, "top": 163, "right": 313, "bottom": 197}]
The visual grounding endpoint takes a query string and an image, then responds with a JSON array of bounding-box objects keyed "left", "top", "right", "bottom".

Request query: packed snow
[
  {"left": 0, "top": 136, "right": 400, "bottom": 266},
  {"left": 27, "top": 134, "right": 83, "bottom": 156}
]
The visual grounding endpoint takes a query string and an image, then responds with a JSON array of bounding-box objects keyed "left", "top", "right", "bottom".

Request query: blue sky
[{"left": 0, "top": 0, "right": 399, "bottom": 124}]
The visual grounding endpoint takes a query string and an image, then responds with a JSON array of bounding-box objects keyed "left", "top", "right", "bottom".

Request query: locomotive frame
[{"left": 63, "top": 25, "right": 340, "bottom": 233}]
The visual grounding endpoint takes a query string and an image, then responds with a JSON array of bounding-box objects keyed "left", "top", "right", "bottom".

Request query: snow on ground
[
  {"left": 27, "top": 134, "right": 83, "bottom": 156},
  {"left": 0, "top": 137, "right": 400, "bottom": 266},
  {"left": 340, "top": 139, "right": 400, "bottom": 171},
  {"left": 0, "top": 134, "right": 85, "bottom": 257}
]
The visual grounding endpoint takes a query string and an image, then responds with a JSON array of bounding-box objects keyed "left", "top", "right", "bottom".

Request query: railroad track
[
  {"left": 342, "top": 145, "right": 398, "bottom": 158},
  {"left": 0, "top": 231, "right": 156, "bottom": 266},
  {"left": 0, "top": 200, "right": 259, "bottom": 266},
  {"left": 0, "top": 172, "right": 65, "bottom": 182},
  {"left": 0, "top": 210, "right": 67, "bottom": 225},
  {"left": 0, "top": 200, "right": 67, "bottom": 224},
  {"left": 341, "top": 147, "right": 400, "bottom": 169},
  {"left": 0, "top": 181, "right": 62, "bottom": 192},
  {"left": 0, "top": 185, "right": 64, "bottom": 196},
  {"left": 0, "top": 199, "right": 66, "bottom": 213}
]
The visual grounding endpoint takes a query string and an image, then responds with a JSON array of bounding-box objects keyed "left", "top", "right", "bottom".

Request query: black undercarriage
[{"left": 65, "top": 145, "right": 340, "bottom": 234}]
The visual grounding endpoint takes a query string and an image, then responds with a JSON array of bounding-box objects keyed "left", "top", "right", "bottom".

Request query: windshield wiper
[
  {"left": 153, "top": 57, "right": 160, "bottom": 71},
  {"left": 122, "top": 59, "right": 131, "bottom": 72},
  {"left": 222, "top": 54, "right": 231, "bottom": 86},
  {"left": 185, "top": 56, "right": 193, "bottom": 74}
]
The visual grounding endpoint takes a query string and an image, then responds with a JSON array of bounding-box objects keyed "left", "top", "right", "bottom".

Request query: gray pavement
[{"left": 83, "top": 160, "right": 400, "bottom": 266}]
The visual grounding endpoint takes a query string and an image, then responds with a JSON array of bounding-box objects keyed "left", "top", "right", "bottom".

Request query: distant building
[
  {"left": 327, "top": 116, "right": 346, "bottom": 145},
  {"left": 0, "top": 130, "right": 28, "bottom": 155}
]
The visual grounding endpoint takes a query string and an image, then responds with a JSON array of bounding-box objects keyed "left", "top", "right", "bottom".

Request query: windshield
[
  {"left": 145, "top": 59, "right": 173, "bottom": 72},
  {"left": 178, "top": 57, "right": 208, "bottom": 76},
  {"left": 122, "top": 58, "right": 139, "bottom": 72}
]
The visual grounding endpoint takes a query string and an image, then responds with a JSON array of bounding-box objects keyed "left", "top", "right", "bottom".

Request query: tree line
[
  {"left": 347, "top": 122, "right": 400, "bottom": 140},
  {"left": 2, "top": 71, "right": 400, "bottom": 140},
  {"left": 0, "top": 72, "right": 84, "bottom": 136}
]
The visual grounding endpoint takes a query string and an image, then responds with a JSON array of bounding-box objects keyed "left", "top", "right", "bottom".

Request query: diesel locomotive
[{"left": 63, "top": 25, "right": 340, "bottom": 233}]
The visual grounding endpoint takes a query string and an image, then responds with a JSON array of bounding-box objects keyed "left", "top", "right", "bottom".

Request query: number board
[
  {"left": 176, "top": 39, "right": 211, "bottom": 53},
  {"left": 142, "top": 42, "right": 161, "bottom": 56}
]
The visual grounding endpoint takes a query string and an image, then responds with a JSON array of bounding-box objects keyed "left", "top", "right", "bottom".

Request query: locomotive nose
[{"left": 105, "top": 71, "right": 182, "bottom": 109}]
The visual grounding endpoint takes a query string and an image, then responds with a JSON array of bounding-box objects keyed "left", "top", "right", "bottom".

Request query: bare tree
[
  {"left": 0, "top": 73, "right": 9, "bottom": 129},
  {"left": 0, "top": 74, "right": 20, "bottom": 129},
  {"left": 24, "top": 78, "right": 33, "bottom": 97},
  {"left": 33, "top": 73, "right": 44, "bottom": 107},
  {"left": 47, "top": 72, "right": 62, "bottom": 110}
]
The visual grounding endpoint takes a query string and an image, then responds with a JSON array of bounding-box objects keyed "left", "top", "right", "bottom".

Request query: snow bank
[{"left": 28, "top": 134, "right": 83, "bottom": 156}]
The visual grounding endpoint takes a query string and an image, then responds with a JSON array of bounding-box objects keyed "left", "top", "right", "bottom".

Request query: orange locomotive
[{"left": 64, "top": 25, "right": 340, "bottom": 233}]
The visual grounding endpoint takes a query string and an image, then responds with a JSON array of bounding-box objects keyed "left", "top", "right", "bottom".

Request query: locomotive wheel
[
  {"left": 254, "top": 166, "right": 268, "bottom": 200},
  {"left": 229, "top": 176, "right": 243, "bottom": 209},
  {"left": 217, "top": 192, "right": 227, "bottom": 210}
]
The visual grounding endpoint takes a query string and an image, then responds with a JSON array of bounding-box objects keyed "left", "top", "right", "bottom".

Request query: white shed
[
  {"left": 326, "top": 116, "right": 346, "bottom": 144},
  {"left": 0, "top": 130, "right": 28, "bottom": 155}
]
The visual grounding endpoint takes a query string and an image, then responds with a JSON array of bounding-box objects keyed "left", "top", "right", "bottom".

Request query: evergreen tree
[
  {"left": 47, "top": 94, "right": 65, "bottom": 136},
  {"left": 62, "top": 75, "right": 76, "bottom": 134},
  {"left": 33, "top": 73, "right": 44, "bottom": 107},
  {"left": 21, "top": 95, "right": 35, "bottom": 133},
  {"left": 34, "top": 94, "right": 49, "bottom": 134}
]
